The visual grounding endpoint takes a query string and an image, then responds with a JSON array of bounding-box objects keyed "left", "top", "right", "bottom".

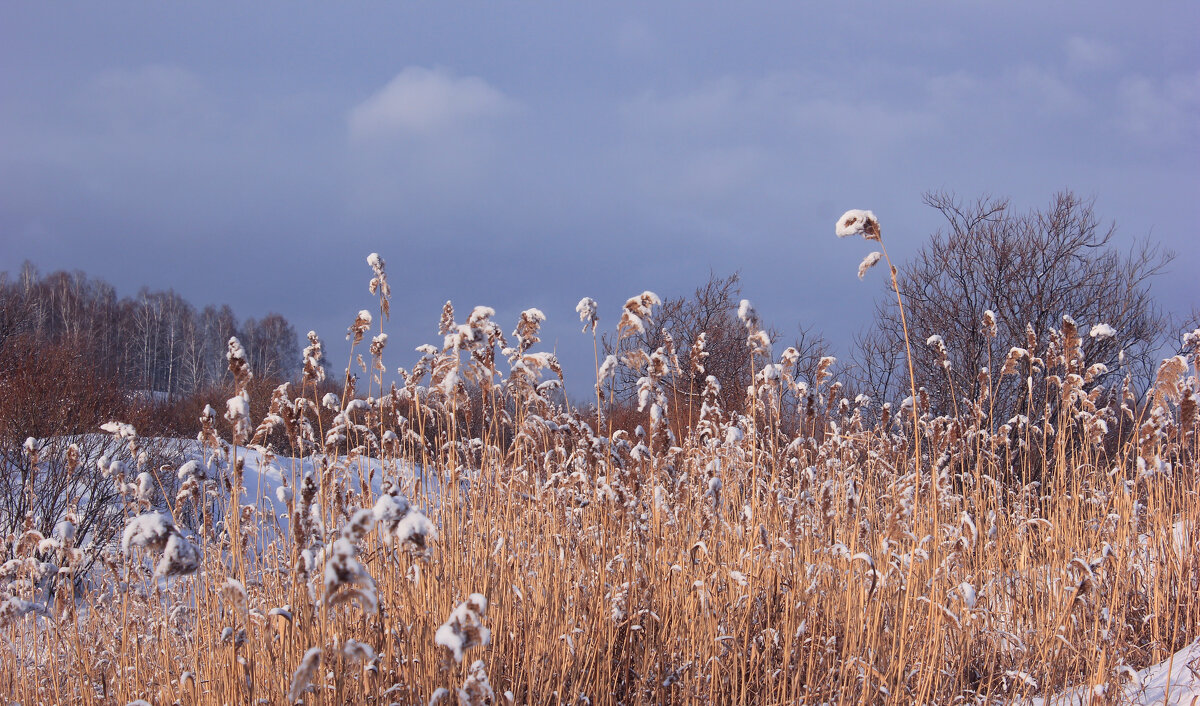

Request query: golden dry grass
[{"left": 1, "top": 256, "right": 1197, "bottom": 705}]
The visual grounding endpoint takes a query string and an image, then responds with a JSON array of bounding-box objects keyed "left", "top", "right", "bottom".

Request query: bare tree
[
  {"left": 240, "top": 313, "right": 300, "bottom": 382},
  {"left": 0, "top": 334, "right": 162, "bottom": 544},
  {"left": 1171, "top": 308, "right": 1200, "bottom": 356},
  {"left": 851, "top": 191, "right": 1172, "bottom": 419},
  {"left": 601, "top": 271, "right": 832, "bottom": 427},
  {"left": 0, "top": 265, "right": 302, "bottom": 400},
  {"left": 200, "top": 304, "right": 238, "bottom": 387},
  {"left": 603, "top": 272, "right": 750, "bottom": 415},
  {"left": 787, "top": 322, "right": 835, "bottom": 395},
  {"left": 0, "top": 269, "right": 30, "bottom": 349}
]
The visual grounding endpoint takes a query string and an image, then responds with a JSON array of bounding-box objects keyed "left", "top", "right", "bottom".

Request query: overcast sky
[{"left": 1, "top": 2, "right": 1197, "bottom": 394}]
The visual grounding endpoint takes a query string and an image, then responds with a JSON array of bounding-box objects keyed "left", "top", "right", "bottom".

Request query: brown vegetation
[{"left": 0, "top": 215, "right": 1196, "bottom": 704}]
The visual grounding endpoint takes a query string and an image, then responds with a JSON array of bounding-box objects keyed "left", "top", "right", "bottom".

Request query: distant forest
[{"left": 0, "top": 262, "right": 301, "bottom": 399}]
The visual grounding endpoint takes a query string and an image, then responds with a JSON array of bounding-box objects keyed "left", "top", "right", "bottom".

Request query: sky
[{"left": 1, "top": 2, "right": 1197, "bottom": 395}]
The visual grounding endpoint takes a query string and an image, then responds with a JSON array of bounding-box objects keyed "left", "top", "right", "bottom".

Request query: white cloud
[
  {"left": 344, "top": 69, "right": 525, "bottom": 220},
  {"left": 619, "top": 70, "right": 940, "bottom": 188},
  {"left": 1117, "top": 70, "right": 1200, "bottom": 143},
  {"left": 347, "top": 67, "right": 516, "bottom": 142},
  {"left": 1065, "top": 36, "right": 1118, "bottom": 72}
]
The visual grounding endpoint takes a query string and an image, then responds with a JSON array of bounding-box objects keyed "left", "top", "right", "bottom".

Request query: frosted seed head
[{"left": 835, "top": 209, "right": 880, "bottom": 239}]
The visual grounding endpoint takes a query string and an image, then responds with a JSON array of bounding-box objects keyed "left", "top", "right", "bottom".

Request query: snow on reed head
[
  {"left": 618, "top": 291, "right": 660, "bottom": 340},
  {"left": 835, "top": 209, "right": 881, "bottom": 240},
  {"left": 436, "top": 593, "right": 490, "bottom": 663},
  {"left": 513, "top": 308, "right": 546, "bottom": 353},
  {"left": 343, "top": 639, "right": 378, "bottom": 675},
  {"left": 22, "top": 437, "right": 38, "bottom": 465},
  {"left": 135, "top": 471, "right": 155, "bottom": 505},
  {"left": 288, "top": 647, "right": 322, "bottom": 704},
  {"left": 983, "top": 310, "right": 998, "bottom": 339},
  {"left": 347, "top": 309, "right": 373, "bottom": 344},
  {"left": 222, "top": 577, "right": 248, "bottom": 611},
  {"left": 1089, "top": 323, "right": 1116, "bottom": 339},
  {"left": 367, "top": 252, "right": 391, "bottom": 319},
  {"left": 343, "top": 638, "right": 375, "bottom": 662},
  {"left": 322, "top": 509, "right": 379, "bottom": 614},
  {"left": 464, "top": 305, "right": 503, "bottom": 350},
  {"left": 100, "top": 420, "right": 136, "bottom": 440},
  {"left": 576, "top": 297, "right": 599, "bottom": 333},
  {"left": 458, "top": 659, "right": 495, "bottom": 705},
  {"left": 369, "top": 332, "right": 388, "bottom": 360},
  {"left": 122, "top": 512, "right": 200, "bottom": 578},
  {"left": 226, "top": 336, "right": 253, "bottom": 391},
  {"left": 1000, "top": 346, "right": 1029, "bottom": 378},
  {"left": 691, "top": 332, "right": 709, "bottom": 375},
  {"left": 302, "top": 331, "right": 326, "bottom": 385},
  {"left": 738, "top": 300, "right": 771, "bottom": 359},
  {"left": 1151, "top": 355, "right": 1190, "bottom": 407},
  {"left": 857, "top": 252, "right": 883, "bottom": 279},
  {"left": 598, "top": 355, "right": 618, "bottom": 384},
  {"left": 373, "top": 490, "right": 438, "bottom": 550},
  {"left": 224, "top": 337, "right": 253, "bottom": 444},
  {"left": 0, "top": 596, "right": 49, "bottom": 627},
  {"left": 439, "top": 300, "right": 457, "bottom": 336},
  {"left": 121, "top": 512, "right": 173, "bottom": 555},
  {"left": 737, "top": 300, "right": 760, "bottom": 332},
  {"left": 156, "top": 532, "right": 201, "bottom": 578}
]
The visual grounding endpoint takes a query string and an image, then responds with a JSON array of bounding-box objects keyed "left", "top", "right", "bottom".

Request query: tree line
[
  {"left": 0, "top": 262, "right": 300, "bottom": 400},
  {"left": 1, "top": 190, "right": 1189, "bottom": 430}
]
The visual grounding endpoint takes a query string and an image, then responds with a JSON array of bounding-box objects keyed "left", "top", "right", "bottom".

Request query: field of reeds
[{"left": 1, "top": 242, "right": 1197, "bottom": 705}]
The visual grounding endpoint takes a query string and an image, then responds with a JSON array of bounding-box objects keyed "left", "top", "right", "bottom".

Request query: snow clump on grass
[
  {"left": 322, "top": 509, "right": 379, "bottom": 614},
  {"left": 458, "top": 659, "right": 496, "bottom": 705},
  {"left": 835, "top": 209, "right": 881, "bottom": 239},
  {"left": 436, "top": 593, "right": 490, "bottom": 663},
  {"left": 373, "top": 488, "right": 437, "bottom": 550},
  {"left": 121, "top": 512, "right": 200, "bottom": 579},
  {"left": 576, "top": 296, "right": 599, "bottom": 333},
  {"left": 617, "top": 291, "right": 660, "bottom": 339},
  {"left": 857, "top": 251, "right": 882, "bottom": 279},
  {"left": 288, "top": 647, "right": 322, "bottom": 704}
]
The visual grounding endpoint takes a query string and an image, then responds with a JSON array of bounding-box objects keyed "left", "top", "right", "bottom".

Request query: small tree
[
  {"left": 0, "top": 334, "right": 183, "bottom": 546},
  {"left": 602, "top": 271, "right": 831, "bottom": 430},
  {"left": 851, "top": 190, "right": 1172, "bottom": 420},
  {"left": 603, "top": 272, "right": 752, "bottom": 418}
]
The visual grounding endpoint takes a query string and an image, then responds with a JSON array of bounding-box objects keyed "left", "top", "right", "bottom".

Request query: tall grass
[{"left": 1, "top": 250, "right": 1197, "bottom": 705}]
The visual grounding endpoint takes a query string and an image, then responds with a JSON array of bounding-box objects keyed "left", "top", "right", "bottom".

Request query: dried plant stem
[{"left": 878, "top": 241, "right": 922, "bottom": 489}]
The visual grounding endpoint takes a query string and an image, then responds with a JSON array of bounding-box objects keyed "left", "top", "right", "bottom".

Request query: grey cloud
[
  {"left": 344, "top": 67, "right": 526, "bottom": 220},
  {"left": 348, "top": 67, "right": 519, "bottom": 142},
  {"left": 1, "top": 3, "right": 1196, "bottom": 396},
  {"left": 82, "top": 65, "right": 221, "bottom": 133},
  {"left": 1116, "top": 70, "right": 1200, "bottom": 144},
  {"left": 1065, "top": 36, "right": 1119, "bottom": 72}
]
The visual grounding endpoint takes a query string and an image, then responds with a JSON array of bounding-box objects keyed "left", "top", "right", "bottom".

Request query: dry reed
[{"left": 1, "top": 249, "right": 1197, "bottom": 705}]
